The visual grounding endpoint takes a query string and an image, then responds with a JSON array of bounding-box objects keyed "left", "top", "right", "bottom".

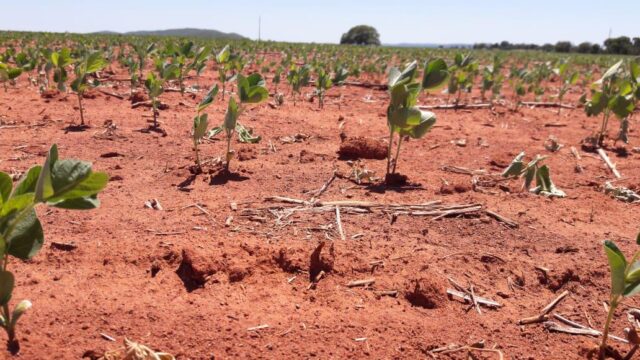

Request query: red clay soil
[{"left": 0, "top": 64, "right": 640, "bottom": 360}]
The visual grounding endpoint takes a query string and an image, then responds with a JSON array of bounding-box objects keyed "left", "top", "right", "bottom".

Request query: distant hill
[{"left": 90, "top": 28, "right": 246, "bottom": 40}]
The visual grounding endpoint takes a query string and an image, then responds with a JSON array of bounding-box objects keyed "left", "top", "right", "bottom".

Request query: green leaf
[
  {"left": 162, "top": 64, "right": 179, "bottom": 80},
  {"left": 609, "top": 94, "right": 634, "bottom": 119},
  {"left": 625, "top": 261, "right": 640, "bottom": 283},
  {"left": 398, "top": 110, "right": 436, "bottom": 139},
  {"left": 197, "top": 85, "right": 219, "bottom": 113},
  {"left": 236, "top": 123, "right": 261, "bottom": 143},
  {"left": 624, "top": 280, "right": 640, "bottom": 297},
  {"left": 216, "top": 45, "right": 230, "bottom": 64},
  {"left": 599, "top": 60, "right": 623, "bottom": 83},
  {"left": 604, "top": 240, "right": 627, "bottom": 297},
  {"left": 388, "top": 61, "right": 417, "bottom": 88},
  {"left": 6, "top": 209, "right": 43, "bottom": 260},
  {"left": 50, "top": 160, "right": 92, "bottom": 196},
  {"left": 47, "top": 171, "right": 108, "bottom": 204},
  {"left": 85, "top": 52, "right": 107, "bottom": 74},
  {"left": 0, "top": 172, "right": 12, "bottom": 204},
  {"left": 388, "top": 106, "right": 422, "bottom": 131},
  {"left": 51, "top": 195, "right": 100, "bottom": 210},
  {"left": 422, "top": 58, "right": 449, "bottom": 91},
  {"left": 6, "top": 68, "right": 21, "bottom": 80},
  {"left": 502, "top": 152, "right": 526, "bottom": 177},
  {"left": 523, "top": 166, "right": 536, "bottom": 189},
  {"left": 237, "top": 74, "right": 268, "bottom": 104},
  {"left": 11, "top": 166, "right": 41, "bottom": 198},
  {"left": 224, "top": 97, "right": 239, "bottom": 132},
  {"left": 193, "top": 113, "right": 209, "bottom": 141},
  {"left": 10, "top": 300, "right": 31, "bottom": 329},
  {"left": 0, "top": 193, "right": 34, "bottom": 217},
  {"left": 585, "top": 92, "right": 608, "bottom": 117},
  {"left": 531, "top": 165, "right": 565, "bottom": 197},
  {"left": 34, "top": 145, "right": 58, "bottom": 203},
  {"left": 0, "top": 271, "right": 14, "bottom": 306}
]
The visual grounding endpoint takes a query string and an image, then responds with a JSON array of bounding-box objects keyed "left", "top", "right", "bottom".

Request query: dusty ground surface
[{"left": 1, "top": 63, "right": 640, "bottom": 360}]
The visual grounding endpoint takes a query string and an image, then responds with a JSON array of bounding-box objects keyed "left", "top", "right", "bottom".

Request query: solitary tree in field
[{"left": 340, "top": 25, "right": 381, "bottom": 46}]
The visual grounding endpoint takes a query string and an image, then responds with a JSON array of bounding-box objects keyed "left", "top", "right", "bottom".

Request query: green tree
[
  {"left": 605, "top": 36, "right": 633, "bottom": 54},
  {"left": 554, "top": 41, "right": 573, "bottom": 53},
  {"left": 340, "top": 25, "right": 380, "bottom": 46}
]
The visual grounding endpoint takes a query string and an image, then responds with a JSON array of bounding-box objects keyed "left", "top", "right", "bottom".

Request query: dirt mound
[
  {"left": 338, "top": 136, "right": 387, "bottom": 160},
  {"left": 273, "top": 247, "right": 306, "bottom": 273},
  {"left": 403, "top": 276, "right": 448, "bottom": 309},
  {"left": 130, "top": 91, "right": 148, "bottom": 103},
  {"left": 40, "top": 89, "right": 59, "bottom": 99},
  {"left": 439, "top": 182, "right": 472, "bottom": 195}
]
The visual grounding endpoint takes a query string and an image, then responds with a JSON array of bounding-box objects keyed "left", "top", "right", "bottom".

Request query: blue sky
[{"left": 1, "top": 0, "right": 638, "bottom": 45}]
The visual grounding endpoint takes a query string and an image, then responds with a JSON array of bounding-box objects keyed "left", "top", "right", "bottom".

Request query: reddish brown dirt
[
  {"left": 1, "top": 64, "right": 640, "bottom": 360},
  {"left": 338, "top": 136, "right": 388, "bottom": 160}
]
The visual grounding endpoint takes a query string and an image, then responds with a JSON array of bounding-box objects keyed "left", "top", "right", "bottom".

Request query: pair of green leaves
[
  {"left": 0, "top": 145, "right": 108, "bottom": 260},
  {"left": 0, "top": 63, "right": 22, "bottom": 83},
  {"left": 604, "top": 234, "right": 640, "bottom": 300},
  {"left": 71, "top": 52, "right": 107, "bottom": 94},
  {"left": 237, "top": 74, "right": 269, "bottom": 104},
  {"left": 386, "top": 60, "right": 447, "bottom": 140},
  {"left": 50, "top": 48, "right": 74, "bottom": 91},
  {"left": 193, "top": 85, "right": 220, "bottom": 145}
]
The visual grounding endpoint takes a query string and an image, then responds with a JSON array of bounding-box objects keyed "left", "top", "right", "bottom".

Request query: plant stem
[
  {"left": 225, "top": 133, "right": 232, "bottom": 171},
  {"left": 78, "top": 94, "right": 85, "bottom": 125},
  {"left": 385, "top": 129, "right": 394, "bottom": 177},
  {"left": 152, "top": 98, "right": 158, "bottom": 128},
  {"left": 600, "top": 295, "right": 620, "bottom": 359},
  {"left": 599, "top": 110, "right": 611, "bottom": 147},
  {"left": 391, "top": 135, "right": 404, "bottom": 174}
]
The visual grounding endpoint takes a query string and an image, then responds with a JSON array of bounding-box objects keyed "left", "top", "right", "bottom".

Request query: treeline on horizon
[{"left": 473, "top": 36, "right": 640, "bottom": 55}]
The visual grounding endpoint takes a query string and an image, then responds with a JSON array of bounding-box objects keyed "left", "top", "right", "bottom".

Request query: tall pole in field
[{"left": 258, "top": 16, "right": 261, "bottom": 42}]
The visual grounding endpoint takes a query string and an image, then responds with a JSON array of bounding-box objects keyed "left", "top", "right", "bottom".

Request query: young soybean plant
[
  {"left": 215, "top": 45, "right": 232, "bottom": 100},
  {"left": 0, "top": 144, "right": 107, "bottom": 353},
  {"left": 215, "top": 74, "right": 269, "bottom": 171},
  {"left": 287, "top": 64, "right": 311, "bottom": 106},
  {"left": 144, "top": 64, "right": 179, "bottom": 129},
  {"left": 0, "top": 62, "right": 22, "bottom": 92},
  {"left": 601, "top": 233, "right": 640, "bottom": 358},
  {"left": 314, "top": 68, "right": 332, "bottom": 109},
  {"left": 71, "top": 51, "right": 107, "bottom": 127},
  {"left": 193, "top": 84, "right": 219, "bottom": 169},
  {"left": 554, "top": 60, "right": 579, "bottom": 115},
  {"left": 384, "top": 59, "right": 448, "bottom": 180},
  {"left": 50, "top": 48, "right": 74, "bottom": 92},
  {"left": 502, "top": 152, "right": 565, "bottom": 197},
  {"left": 584, "top": 60, "right": 636, "bottom": 146}
]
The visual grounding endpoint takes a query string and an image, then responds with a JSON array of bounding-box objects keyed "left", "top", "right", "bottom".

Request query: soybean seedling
[
  {"left": 287, "top": 64, "right": 311, "bottom": 106},
  {"left": 554, "top": 60, "right": 579, "bottom": 115},
  {"left": 50, "top": 48, "right": 73, "bottom": 91},
  {"left": 193, "top": 84, "right": 219, "bottom": 169},
  {"left": 144, "top": 63, "right": 179, "bottom": 129},
  {"left": 215, "top": 45, "right": 231, "bottom": 100},
  {"left": 384, "top": 59, "right": 448, "bottom": 180},
  {"left": 209, "top": 73, "right": 268, "bottom": 171},
  {"left": 0, "top": 144, "right": 107, "bottom": 353},
  {"left": 584, "top": 60, "right": 636, "bottom": 146},
  {"left": 71, "top": 51, "right": 107, "bottom": 127},
  {"left": 601, "top": 233, "right": 640, "bottom": 359},
  {"left": 314, "top": 68, "right": 332, "bottom": 109},
  {"left": 0, "top": 62, "right": 21, "bottom": 92},
  {"left": 502, "top": 152, "right": 565, "bottom": 197}
]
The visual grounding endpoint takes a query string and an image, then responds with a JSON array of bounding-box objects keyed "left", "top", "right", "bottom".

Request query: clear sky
[{"left": 1, "top": 0, "right": 637, "bottom": 45}]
